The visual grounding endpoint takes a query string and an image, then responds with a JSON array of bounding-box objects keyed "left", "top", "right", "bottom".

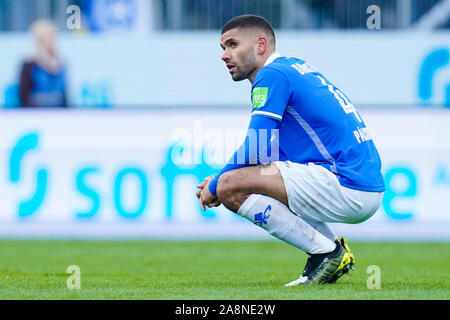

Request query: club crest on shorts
[{"left": 254, "top": 205, "right": 272, "bottom": 226}]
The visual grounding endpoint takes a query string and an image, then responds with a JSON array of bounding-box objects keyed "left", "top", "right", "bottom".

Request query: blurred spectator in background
[{"left": 19, "top": 19, "right": 68, "bottom": 108}]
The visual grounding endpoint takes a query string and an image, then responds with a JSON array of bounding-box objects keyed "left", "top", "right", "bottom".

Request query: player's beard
[{"left": 232, "top": 48, "right": 258, "bottom": 81}]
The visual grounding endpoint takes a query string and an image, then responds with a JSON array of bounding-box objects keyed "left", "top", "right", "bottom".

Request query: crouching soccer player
[{"left": 196, "top": 15, "right": 385, "bottom": 286}]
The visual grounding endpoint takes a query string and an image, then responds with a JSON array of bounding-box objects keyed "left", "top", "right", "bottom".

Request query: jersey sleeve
[
  {"left": 208, "top": 115, "right": 280, "bottom": 196},
  {"left": 251, "top": 67, "right": 292, "bottom": 121}
]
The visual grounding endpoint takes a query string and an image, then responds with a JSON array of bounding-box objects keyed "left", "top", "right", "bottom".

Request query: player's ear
[{"left": 256, "top": 37, "right": 268, "bottom": 55}]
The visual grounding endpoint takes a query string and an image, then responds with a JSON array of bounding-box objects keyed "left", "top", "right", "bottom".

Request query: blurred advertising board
[{"left": 0, "top": 108, "right": 449, "bottom": 240}]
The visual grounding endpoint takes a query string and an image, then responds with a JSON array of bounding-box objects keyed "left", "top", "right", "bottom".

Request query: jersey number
[{"left": 316, "top": 75, "right": 362, "bottom": 123}]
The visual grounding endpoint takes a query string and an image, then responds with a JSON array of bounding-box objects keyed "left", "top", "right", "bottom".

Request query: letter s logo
[{"left": 9, "top": 133, "right": 48, "bottom": 217}]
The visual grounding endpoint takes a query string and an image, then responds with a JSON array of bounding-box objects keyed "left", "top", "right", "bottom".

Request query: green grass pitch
[{"left": 0, "top": 240, "right": 448, "bottom": 299}]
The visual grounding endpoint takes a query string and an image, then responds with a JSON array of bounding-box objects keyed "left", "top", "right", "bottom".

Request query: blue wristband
[{"left": 208, "top": 176, "right": 218, "bottom": 196}]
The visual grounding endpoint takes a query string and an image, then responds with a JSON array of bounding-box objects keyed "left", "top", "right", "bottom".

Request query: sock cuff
[{"left": 237, "top": 194, "right": 263, "bottom": 218}]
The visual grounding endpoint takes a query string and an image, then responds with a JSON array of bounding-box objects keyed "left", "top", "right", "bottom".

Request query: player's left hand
[{"left": 196, "top": 177, "right": 221, "bottom": 211}]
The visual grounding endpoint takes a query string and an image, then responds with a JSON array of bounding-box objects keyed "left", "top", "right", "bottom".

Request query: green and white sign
[{"left": 252, "top": 87, "right": 268, "bottom": 109}]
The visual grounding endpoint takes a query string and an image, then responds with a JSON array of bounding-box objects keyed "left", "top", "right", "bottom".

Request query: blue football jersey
[{"left": 251, "top": 54, "right": 385, "bottom": 192}]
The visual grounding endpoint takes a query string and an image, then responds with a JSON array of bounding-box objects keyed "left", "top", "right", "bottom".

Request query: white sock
[
  {"left": 306, "top": 221, "right": 335, "bottom": 242},
  {"left": 237, "top": 194, "right": 336, "bottom": 254}
]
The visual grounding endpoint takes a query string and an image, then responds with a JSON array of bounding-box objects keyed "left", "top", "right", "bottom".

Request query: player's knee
[
  {"left": 216, "top": 171, "right": 236, "bottom": 201},
  {"left": 216, "top": 171, "right": 242, "bottom": 211}
]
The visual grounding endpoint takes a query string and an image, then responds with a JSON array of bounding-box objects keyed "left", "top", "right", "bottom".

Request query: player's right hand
[
  {"left": 196, "top": 176, "right": 214, "bottom": 190},
  {"left": 196, "top": 176, "right": 221, "bottom": 210}
]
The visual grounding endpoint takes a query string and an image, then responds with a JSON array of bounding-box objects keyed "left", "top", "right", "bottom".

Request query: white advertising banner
[{"left": 0, "top": 108, "right": 449, "bottom": 239}]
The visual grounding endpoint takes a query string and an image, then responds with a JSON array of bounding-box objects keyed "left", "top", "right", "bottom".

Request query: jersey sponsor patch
[{"left": 252, "top": 87, "right": 268, "bottom": 109}]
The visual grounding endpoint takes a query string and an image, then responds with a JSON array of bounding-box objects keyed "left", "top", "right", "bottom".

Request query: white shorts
[{"left": 274, "top": 161, "right": 384, "bottom": 224}]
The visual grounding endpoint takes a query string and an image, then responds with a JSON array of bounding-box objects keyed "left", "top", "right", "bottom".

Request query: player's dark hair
[{"left": 221, "top": 14, "right": 276, "bottom": 47}]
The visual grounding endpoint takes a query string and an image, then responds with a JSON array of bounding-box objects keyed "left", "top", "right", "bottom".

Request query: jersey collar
[{"left": 264, "top": 52, "right": 282, "bottom": 66}]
